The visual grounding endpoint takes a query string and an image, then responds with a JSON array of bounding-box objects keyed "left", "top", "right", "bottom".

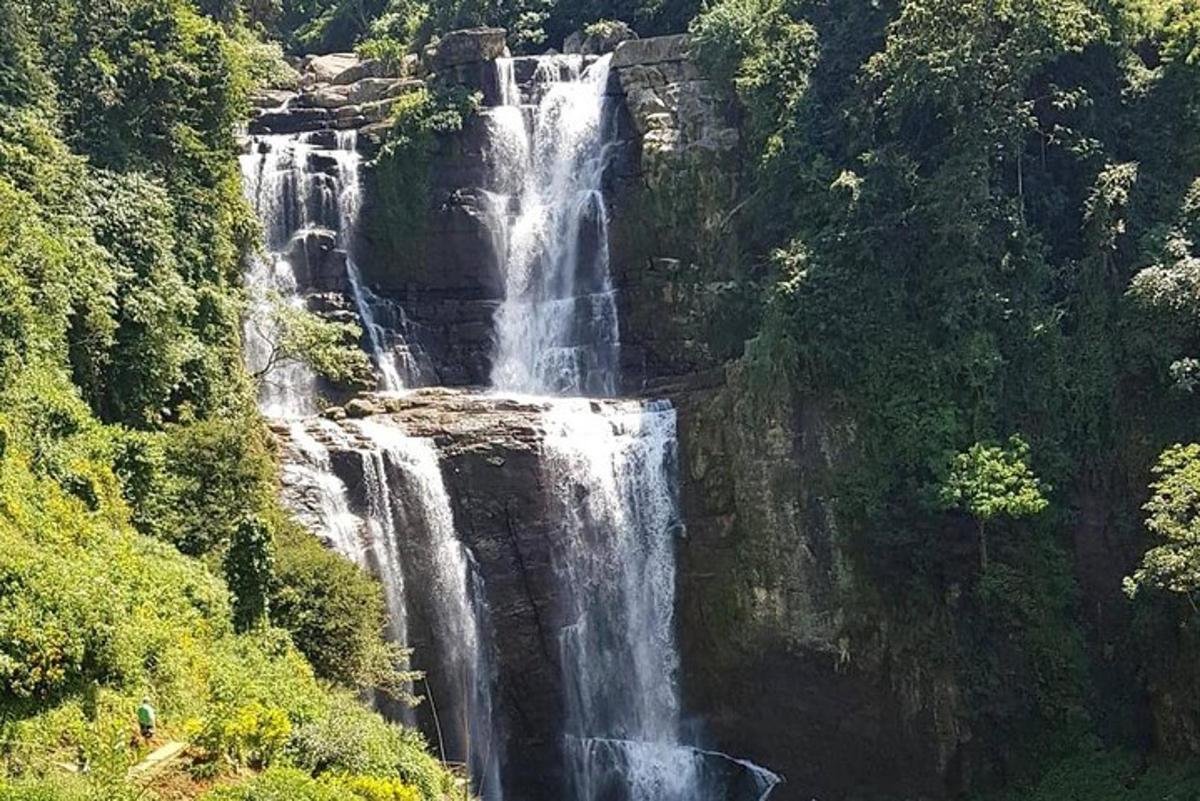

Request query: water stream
[
  {"left": 240, "top": 126, "right": 503, "bottom": 796},
  {"left": 487, "top": 55, "right": 620, "bottom": 397}
]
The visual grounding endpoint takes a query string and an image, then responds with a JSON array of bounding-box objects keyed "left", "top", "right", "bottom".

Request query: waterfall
[
  {"left": 487, "top": 55, "right": 621, "bottom": 397},
  {"left": 483, "top": 55, "right": 780, "bottom": 801},
  {"left": 355, "top": 420, "right": 504, "bottom": 796},
  {"left": 243, "top": 52, "right": 779, "bottom": 801},
  {"left": 239, "top": 130, "right": 416, "bottom": 405},
  {"left": 543, "top": 399, "right": 687, "bottom": 797},
  {"left": 241, "top": 125, "right": 502, "bottom": 795},
  {"left": 278, "top": 417, "right": 505, "bottom": 791}
]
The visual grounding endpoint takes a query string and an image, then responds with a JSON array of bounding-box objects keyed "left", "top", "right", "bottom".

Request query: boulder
[
  {"left": 332, "top": 57, "right": 386, "bottom": 84},
  {"left": 344, "top": 397, "right": 384, "bottom": 418},
  {"left": 321, "top": 406, "right": 347, "bottom": 420},
  {"left": 299, "top": 77, "right": 422, "bottom": 110},
  {"left": 347, "top": 77, "right": 422, "bottom": 104},
  {"left": 302, "top": 52, "right": 360, "bottom": 83},
  {"left": 250, "top": 89, "right": 295, "bottom": 109},
  {"left": 432, "top": 27, "right": 508, "bottom": 70},
  {"left": 297, "top": 85, "right": 351, "bottom": 109},
  {"left": 564, "top": 20, "right": 638, "bottom": 56}
]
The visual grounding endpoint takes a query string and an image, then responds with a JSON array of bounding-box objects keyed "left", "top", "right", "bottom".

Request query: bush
[
  {"left": 270, "top": 524, "right": 408, "bottom": 693},
  {"left": 288, "top": 692, "right": 451, "bottom": 797},
  {"left": 202, "top": 767, "right": 427, "bottom": 801}
]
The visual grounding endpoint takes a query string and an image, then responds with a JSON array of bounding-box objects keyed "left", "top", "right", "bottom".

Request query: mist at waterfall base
[{"left": 239, "top": 61, "right": 779, "bottom": 801}]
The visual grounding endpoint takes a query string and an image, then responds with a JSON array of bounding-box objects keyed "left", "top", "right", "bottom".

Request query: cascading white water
[
  {"left": 278, "top": 416, "right": 504, "bottom": 788},
  {"left": 542, "top": 400, "right": 778, "bottom": 801},
  {"left": 241, "top": 132, "right": 329, "bottom": 417},
  {"left": 283, "top": 419, "right": 411, "bottom": 645},
  {"left": 240, "top": 130, "right": 416, "bottom": 405},
  {"left": 355, "top": 420, "right": 504, "bottom": 798},
  {"left": 542, "top": 399, "right": 687, "bottom": 796},
  {"left": 487, "top": 55, "right": 620, "bottom": 397},
  {"left": 242, "top": 121, "right": 502, "bottom": 799},
  {"left": 244, "top": 53, "right": 779, "bottom": 801},
  {"left": 482, "top": 55, "right": 780, "bottom": 801}
]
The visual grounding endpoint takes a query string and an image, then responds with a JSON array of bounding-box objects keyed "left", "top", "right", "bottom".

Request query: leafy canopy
[
  {"left": 939, "top": 436, "right": 1050, "bottom": 525},
  {"left": 1126, "top": 443, "right": 1200, "bottom": 601}
]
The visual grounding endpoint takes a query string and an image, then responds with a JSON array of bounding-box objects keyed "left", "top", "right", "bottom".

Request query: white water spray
[
  {"left": 240, "top": 131, "right": 416, "bottom": 407},
  {"left": 487, "top": 55, "right": 620, "bottom": 396}
]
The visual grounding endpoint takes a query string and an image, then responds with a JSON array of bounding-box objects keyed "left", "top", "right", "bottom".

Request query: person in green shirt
[{"left": 137, "top": 698, "right": 156, "bottom": 739}]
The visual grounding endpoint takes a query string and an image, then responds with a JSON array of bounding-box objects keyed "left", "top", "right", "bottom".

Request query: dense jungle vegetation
[
  {"left": 3, "top": 0, "right": 1200, "bottom": 796},
  {"left": 0, "top": 0, "right": 455, "bottom": 797}
]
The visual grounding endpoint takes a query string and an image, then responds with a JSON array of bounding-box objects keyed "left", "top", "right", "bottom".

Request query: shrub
[{"left": 270, "top": 524, "right": 410, "bottom": 693}]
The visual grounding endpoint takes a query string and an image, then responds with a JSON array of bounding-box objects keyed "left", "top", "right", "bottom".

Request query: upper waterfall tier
[
  {"left": 486, "top": 54, "right": 620, "bottom": 397},
  {"left": 240, "top": 128, "right": 429, "bottom": 414}
]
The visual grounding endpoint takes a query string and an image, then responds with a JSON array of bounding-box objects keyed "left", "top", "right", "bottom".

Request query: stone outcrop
[
  {"left": 564, "top": 20, "right": 638, "bottom": 55},
  {"left": 605, "top": 35, "right": 747, "bottom": 388},
  {"left": 668, "top": 367, "right": 962, "bottom": 800},
  {"left": 300, "top": 52, "right": 360, "bottom": 84},
  {"left": 247, "top": 55, "right": 420, "bottom": 136},
  {"left": 610, "top": 34, "right": 738, "bottom": 180},
  {"left": 432, "top": 27, "right": 508, "bottom": 69}
]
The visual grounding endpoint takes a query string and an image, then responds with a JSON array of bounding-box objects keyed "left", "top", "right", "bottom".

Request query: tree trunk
[{"left": 979, "top": 520, "right": 988, "bottom": 573}]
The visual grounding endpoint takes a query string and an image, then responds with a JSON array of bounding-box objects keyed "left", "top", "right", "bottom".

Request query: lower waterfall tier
[{"left": 272, "top": 388, "right": 779, "bottom": 801}]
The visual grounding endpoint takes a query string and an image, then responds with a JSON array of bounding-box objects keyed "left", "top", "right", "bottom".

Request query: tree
[
  {"left": 939, "top": 435, "right": 1049, "bottom": 571},
  {"left": 247, "top": 295, "right": 373, "bottom": 388},
  {"left": 1125, "top": 443, "right": 1200, "bottom": 610},
  {"left": 225, "top": 515, "right": 276, "bottom": 632}
]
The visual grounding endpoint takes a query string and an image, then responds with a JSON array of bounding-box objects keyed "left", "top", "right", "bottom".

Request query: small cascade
[
  {"left": 239, "top": 129, "right": 422, "bottom": 406},
  {"left": 282, "top": 419, "right": 411, "bottom": 646},
  {"left": 486, "top": 55, "right": 620, "bottom": 397},
  {"left": 355, "top": 420, "right": 505, "bottom": 797},
  {"left": 278, "top": 416, "right": 505, "bottom": 792}
]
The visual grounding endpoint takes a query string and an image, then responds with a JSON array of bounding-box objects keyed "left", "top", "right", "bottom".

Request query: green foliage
[
  {"left": 287, "top": 694, "right": 451, "bottom": 795},
  {"left": 939, "top": 437, "right": 1049, "bottom": 527},
  {"left": 0, "top": 2, "right": 450, "bottom": 799},
  {"left": 976, "top": 749, "right": 1200, "bottom": 801},
  {"left": 226, "top": 516, "right": 277, "bottom": 632},
  {"left": 271, "top": 525, "right": 416, "bottom": 696},
  {"left": 201, "top": 766, "right": 428, "bottom": 801},
  {"left": 276, "top": 0, "right": 696, "bottom": 56},
  {"left": 250, "top": 295, "right": 373, "bottom": 387},
  {"left": 365, "top": 84, "right": 477, "bottom": 262},
  {"left": 692, "top": 0, "right": 1200, "bottom": 782},
  {"left": 114, "top": 417, "right": 276, "bottom": 555},
  {"left": 1126, "top": 444, "right": 1200, "bottom": 601}
]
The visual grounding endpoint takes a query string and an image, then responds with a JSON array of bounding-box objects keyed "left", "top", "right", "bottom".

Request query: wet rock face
[{"left": 668, "top": 368, "right": 962, "bottom": 800}]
